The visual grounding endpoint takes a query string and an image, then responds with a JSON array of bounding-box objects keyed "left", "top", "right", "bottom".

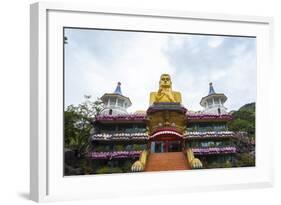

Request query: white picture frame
[{"left": 30, "top": 2, "right": 274, "bottom": 202}]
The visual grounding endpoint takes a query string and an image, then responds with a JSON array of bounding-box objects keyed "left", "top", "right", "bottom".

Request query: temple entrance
[{"left": 151, "top": 140, "right": 182, "bottom": 153}]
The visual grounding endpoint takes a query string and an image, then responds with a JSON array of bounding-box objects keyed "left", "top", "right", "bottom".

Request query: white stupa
[
  {"left": 100, "top": 82, "right": 132, "bottom": 116},
  {"left": 200, "top": 82, "right": 228, "bottom": 115}
]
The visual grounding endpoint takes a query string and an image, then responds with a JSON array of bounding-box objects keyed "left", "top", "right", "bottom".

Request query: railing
[{"left": 205, "top": 105, "right": 227, "bottom": 109}]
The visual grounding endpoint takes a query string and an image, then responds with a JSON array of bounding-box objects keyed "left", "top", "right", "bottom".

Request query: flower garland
[
  {"left": 94, "top": 113, "right": 233, "bottom": 122},
  {"left": 187, "top": 113, "right": 233, "bottom": 120},
  {"left": 91, "top": 131, "right": 247, "bottom": 140},
  {"left": 91, "top": 132, "right": 148, "bottom": 141},
  {"left": 87, "top": 151, "right": 142, "bottom": 159},
  {"left": 94, "top": 113, "right": 146, "bottom": 122},
  {"left": 184, "top": 131, "right": 247, "bottom": 138},
  {"left": 192, "top": 147, "right": 237, "bottom": 155}
]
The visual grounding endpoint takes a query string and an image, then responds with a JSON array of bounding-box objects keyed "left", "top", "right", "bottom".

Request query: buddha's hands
[{"left": 157, "top": 88, "right": 175, "bottom": 102}]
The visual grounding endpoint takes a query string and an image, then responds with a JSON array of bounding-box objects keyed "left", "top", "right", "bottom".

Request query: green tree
[
  {"left": 228, "top": 103, "right": 255, "bottom": 136},
  {"left": 235, "top": 153, "right": 255, "bottom": 167},
  {"left": 64, "top": 95, "right": 104, "bottom": 158}
]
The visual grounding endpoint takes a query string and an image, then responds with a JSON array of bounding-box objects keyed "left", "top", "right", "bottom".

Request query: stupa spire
[
  {"left": 100, "top": 82, "right": 131, "bottom": 116},
  {"left": 208, "top": 82, "right": 216, "bottom": 95},
  {"left": 114, "top": 82, "right": 122, "bottom": 95},
  {"left": 200, "top": 82, "right": 228, "bottom": 114}
]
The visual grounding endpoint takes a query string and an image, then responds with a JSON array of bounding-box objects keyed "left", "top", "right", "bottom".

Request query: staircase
[{"left": 145, "top": 152, "right": 191, "bottom": 172}]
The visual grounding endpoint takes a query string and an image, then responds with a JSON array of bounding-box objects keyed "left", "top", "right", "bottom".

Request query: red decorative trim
[{"left": 149, "top": 129, "right": 183, "bottom": 141}]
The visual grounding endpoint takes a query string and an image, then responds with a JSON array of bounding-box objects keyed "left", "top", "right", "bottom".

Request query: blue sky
[{"left": 64, "top": 28, "right": 256, "bottom": 112}]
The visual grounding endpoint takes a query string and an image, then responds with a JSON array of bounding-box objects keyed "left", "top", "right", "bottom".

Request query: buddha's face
[{"left": 159, "top": 74, "right": 172, "bottom": 88}]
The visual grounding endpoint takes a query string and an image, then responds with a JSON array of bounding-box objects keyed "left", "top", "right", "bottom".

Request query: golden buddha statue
[
  {"left": 149, "top": 74, "right": 182, "bottom": 105},
  {"left": 131, "top": 73, "right": 203, "bottom": 172}
]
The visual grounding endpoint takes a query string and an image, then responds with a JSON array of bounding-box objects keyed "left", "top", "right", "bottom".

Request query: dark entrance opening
[{"left": 152, "top": 140, "right": 182, "bottom": 153}]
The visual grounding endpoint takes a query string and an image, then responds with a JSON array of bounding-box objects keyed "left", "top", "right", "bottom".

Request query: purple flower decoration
[
  {"left": 91, "top": 132, "right": 148, "bottom": 141},
  {"left": 185, "top": 131, "right": 247, "bottom": 139},
  {"left": 87, "top": 151, "right": 142, "bottom": 159},
  {"left": 94, "top": 113, "right": 146, "bottom": 122},
  {"left": 192, "top": 147, "right": 237, "bottom": 155}
]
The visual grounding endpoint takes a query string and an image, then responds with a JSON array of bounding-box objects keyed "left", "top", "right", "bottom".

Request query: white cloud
[{"left": 207, "top": 36, "right": 224, "bottom": 48}]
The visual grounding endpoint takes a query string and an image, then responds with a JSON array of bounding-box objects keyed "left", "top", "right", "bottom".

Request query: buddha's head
[{"left": 159, "top": 74, "right": 172, "bottom": 89}]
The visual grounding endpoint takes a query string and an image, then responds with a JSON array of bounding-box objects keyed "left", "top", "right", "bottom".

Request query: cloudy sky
[{"left": 64, "top": 28, "right": 256, "bottom": 112}]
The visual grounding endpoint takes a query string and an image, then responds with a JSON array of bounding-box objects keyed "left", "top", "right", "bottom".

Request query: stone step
[{"left": 145, "top": 152, "right": 190, "bottom": 172}]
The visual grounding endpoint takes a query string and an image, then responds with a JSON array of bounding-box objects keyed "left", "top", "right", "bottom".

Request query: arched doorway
[{"left": 149, "top": 130, "right": 183, "bottom": 153}]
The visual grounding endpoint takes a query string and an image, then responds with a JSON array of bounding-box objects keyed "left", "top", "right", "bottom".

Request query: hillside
[{"left": 228, "top": 102, "right": 255, "bottom": 136}]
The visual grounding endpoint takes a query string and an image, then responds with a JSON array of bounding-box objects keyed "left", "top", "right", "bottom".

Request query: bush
[
  {"left": 222, "top": 161, "right": 232, "bottom": 168},
  {"left": 133, "top": 144, "right": 142, "bottom": 151},
  {"left": 122, "top": 160, "right": 133, "bottom": 172},
  {"left": 114, "top": 145, "right": 124, "bottom": 151},
  {"left": 95, "top": 166, "right": 123, "bottom": 174},
  {"left": 79, "top": 158, "right": 93, "bottom": 174},
  {"left": 235, "top": 153, "right": 255, "bottom": 167},
  {"left": 206, "top": 162, "right": 221, "bottom": 169}
]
